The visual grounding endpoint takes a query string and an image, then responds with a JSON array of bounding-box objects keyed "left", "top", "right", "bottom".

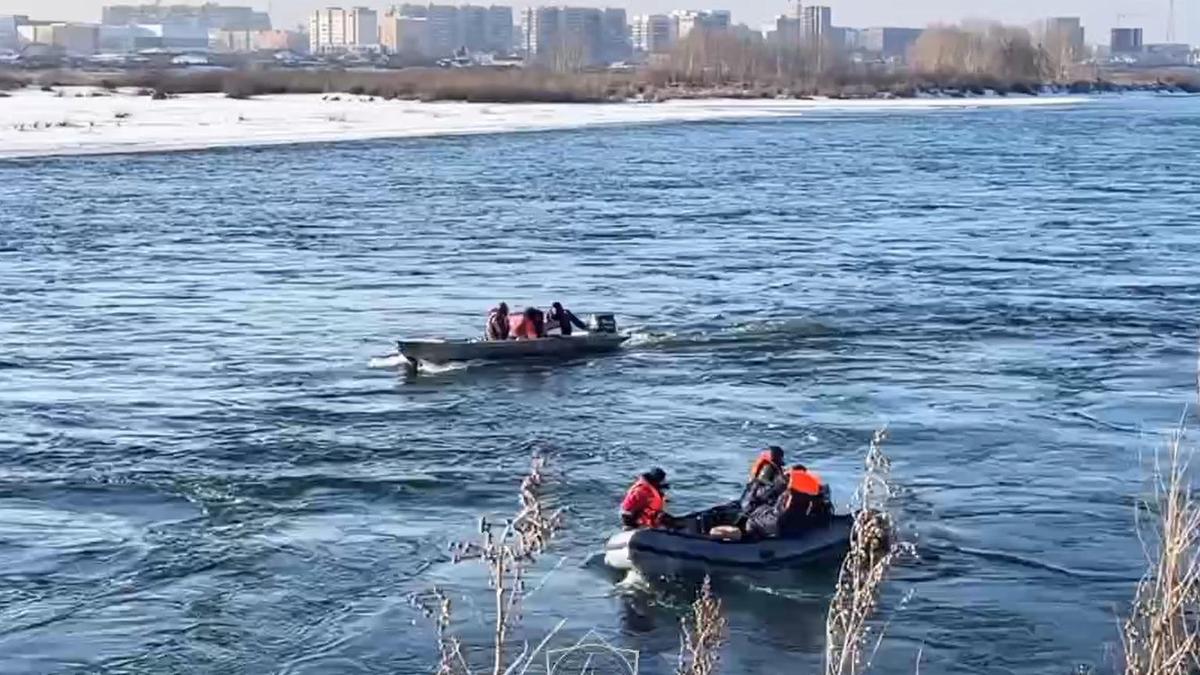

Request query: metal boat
[
  {"left": 602, "top": 505, "right": 854, "bottom": 576},
  {"left": 397, "top": 313, "right": 627, "bottom": 367}
]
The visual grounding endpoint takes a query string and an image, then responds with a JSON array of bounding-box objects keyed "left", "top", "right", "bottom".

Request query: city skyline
[{"left": 3, "top": 0, "right": 1196, "bottom": 45}]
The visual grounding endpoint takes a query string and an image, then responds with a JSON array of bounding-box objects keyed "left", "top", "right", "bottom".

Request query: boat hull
[
  {"left": 397, "top": 332, "right": 628, "bottom": 365},
  {"left": 603, "top": 515, "right": 854, "bottom": 576}
]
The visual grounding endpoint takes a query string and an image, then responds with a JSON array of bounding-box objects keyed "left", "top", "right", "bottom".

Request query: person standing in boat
[
  {"left": 620, "top": 467, "right": 674, "bottom": 529},
  {"left": 508, "top": 307, "right": 546, "bottom": 340},
  {"left": 485, "top": 302, "right": 510, "bottom": 341},
  {"left": 743, "top": 446, "right": 787, "bottom": 511},
  {"left": 545, "top": 302, "right": 588, "bottom": 336}
]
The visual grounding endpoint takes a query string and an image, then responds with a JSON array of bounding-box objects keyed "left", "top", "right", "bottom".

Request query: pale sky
[{"left": 5, "top": 0, "right": 1196, "bottom": 45}]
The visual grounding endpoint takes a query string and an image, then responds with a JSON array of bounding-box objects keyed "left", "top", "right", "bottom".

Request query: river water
[{"left": 2, "top": 95, "right": 1198, "bottom": 675}]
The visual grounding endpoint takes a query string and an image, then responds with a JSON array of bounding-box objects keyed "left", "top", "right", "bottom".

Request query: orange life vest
[
  {"left": 782, "top": 467, "right": 825, "bottom": 513},
  {"left": 749, "top": 450, "right": 781, "bottom": 481},
  {"left": 509, "top": 314, "right": 539, "bottom": 340},
  {"left": 631, "top": 478, "right": 665, "bottom": 528},
  {"left": 787, "top": 468, "right": 823, "bottom": 495}
]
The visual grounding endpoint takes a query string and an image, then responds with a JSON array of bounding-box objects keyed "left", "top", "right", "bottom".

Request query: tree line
[{"left": 653, "top": 20, "right": 1091, "bottom": 92}]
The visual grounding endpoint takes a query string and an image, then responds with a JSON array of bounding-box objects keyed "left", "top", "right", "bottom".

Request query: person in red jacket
[
  {"left": 620, "top": 467, "right": 673, "bottom": 529},
  {"left": 508, "top": 307, "right": 546, "bottom": 340}
]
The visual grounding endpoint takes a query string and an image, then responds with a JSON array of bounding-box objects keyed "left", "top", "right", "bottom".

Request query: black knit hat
[{"left": 645, "top": 467, "right": 669, "bottom": 490}]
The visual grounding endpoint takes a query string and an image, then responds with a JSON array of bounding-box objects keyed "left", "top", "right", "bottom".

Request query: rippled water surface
[{"left": 2, "top": 96, "right": 1199, "bottom": 675}]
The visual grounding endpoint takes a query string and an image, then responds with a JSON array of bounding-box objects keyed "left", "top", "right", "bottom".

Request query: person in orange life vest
[
  {"left": 743, "top": 446, "right": 787, "bottom": 511},
  {"left": 620, "top": 467, "right": 673, "bottom": 529},
  {"left": 545, "top": 302, "right": 587, "bottom": 336},
  {"left": 485, "top": 302, "right": 510, "bottom": 341},
  {"left": 744, "top": 465, "right": 832, "bottom": 539},
  {"left": 509, "top": 307, "right": 546, "bottom": 340}
]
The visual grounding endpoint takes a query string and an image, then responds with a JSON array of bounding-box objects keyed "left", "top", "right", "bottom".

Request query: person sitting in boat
[
  {"left": 545, "top": 302, "right": 588, "bottom": 336},
  {"left": 743, "top": 446, "right": 787, "bottom": 511},
  {"left": 485, "top": 303, "right": 510, "bottom": 341},
  {"left": 744, "top": 465, "right": 832, "bottom": 539},
  {"left": 620, "top": 467, "right": 674, "bottom": 530},
  {"left": 508, "top": 307, "right": 546, "bottom": 340}
]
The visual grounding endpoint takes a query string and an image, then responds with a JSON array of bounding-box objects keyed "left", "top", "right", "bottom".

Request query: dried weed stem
[
  {"left": 824, "top": 429, "right": 909, "bottom": 675},
  {"left": 1122, "top": 425, "right": 1200, "bottom": 675},
  {"left": 677, "top": 575, "right": 728, "bottom": 675},
  {"left": 422, "top": 455, "right": 565, "bottom": 675}
]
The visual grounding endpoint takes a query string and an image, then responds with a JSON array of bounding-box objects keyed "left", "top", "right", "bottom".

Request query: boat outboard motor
[{"left": 589, "top": 313, "right": 617, "bottom": 334}]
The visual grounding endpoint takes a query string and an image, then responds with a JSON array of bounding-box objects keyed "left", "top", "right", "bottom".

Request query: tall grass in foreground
[
  {"left": 1121, "top": 425, "right": 1200, "bottom": 675},
  {"left": 416, "top": 456, "right": 566, "bottom": 675},
  {"left": 825, "top": 429, "right": 911, "bottom": 675},
  {"left": 677, "top": 576, "right": 728, "bottom": 675}
]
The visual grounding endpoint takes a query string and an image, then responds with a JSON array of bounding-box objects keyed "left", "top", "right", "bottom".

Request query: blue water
[{"left": 1, "top": 95, "right": 1198, "bottom": 675}]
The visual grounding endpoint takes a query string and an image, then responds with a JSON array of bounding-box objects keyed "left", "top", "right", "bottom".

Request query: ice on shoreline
[{"left": 0, "top": 87, "right": 1087, "bottom": 159}]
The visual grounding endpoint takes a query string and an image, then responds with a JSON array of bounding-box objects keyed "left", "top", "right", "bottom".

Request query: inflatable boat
[
  {"left": 603, "top": 506, "right": 854, "bottom": 576},
  {"left": 397, "top": 313, "right": 626, "bottom": 368}
]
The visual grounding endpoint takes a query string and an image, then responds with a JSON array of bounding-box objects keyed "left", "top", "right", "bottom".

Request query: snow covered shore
[{"left": 0, "top": 87, "right": 1086, "bottom": 159}]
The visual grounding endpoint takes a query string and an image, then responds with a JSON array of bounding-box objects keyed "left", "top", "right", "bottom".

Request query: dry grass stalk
[
  {"left": 676, "top": 575, "right": 727, "bottom": 675},
  {"left": 419, "top": 455, "right": 565, "bottom": 675},
  {"left": 824, "top": 429, "right": 908, "bottom": 675},
  {"left": 1121, "top": 425, "right": 1200, "bottom": 675}
]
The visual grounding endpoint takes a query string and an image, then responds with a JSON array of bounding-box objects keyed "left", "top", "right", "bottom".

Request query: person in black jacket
[
  {"left": 744, "top": 465, "right": 832, "bottom": 540},
  {"left": 546, "top": 302, "right": 588, "bottom": 336},
  {"left": 743, "top": 446, "right": 787, "bottom": 512}
]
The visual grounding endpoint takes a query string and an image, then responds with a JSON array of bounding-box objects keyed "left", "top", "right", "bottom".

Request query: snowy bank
[{"left": 0, "top": 88, "right": 1088, "bottom": 159}]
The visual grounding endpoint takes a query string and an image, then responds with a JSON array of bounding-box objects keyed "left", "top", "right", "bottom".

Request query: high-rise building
[
  {"left": 1040, "top": 17, "right": 1084, "bottom": 53},
  {"left": 562, "top": 6, "right": 602, "bottom": 62},
  {"left": 310, "top": 7, "right": 345, "bottom": 52},
  {"left": 1111, "top": 27, "right": 1143, "bottom": 54},
  {"left": 459, "top": 4, "right": 487, "bottom": 51},
  {"left": 801, "top": 5, "right": 832, "bottom": 44},
  {"left": 523, "top": 6, "right": 619, "bottom": 66},
  {"left": 15, "top": 21, "right": 100, "bottom": 54},
  {"left": 349, "top": 7, "right": 377, "bottom": 48},
  {"left": 0, "top": 15, "right": 23, "bottom": 50},
  {"left": 425, "top": 4, "right": 460, "bottom": 55},
  {"left": 102, "top": 3, "right": 269, "bottom": 30},
  {"left": 16, "top": 21, "right": 56, "bottom": 45},
  {"left": 485, "top": 5, "right": 513, "bottom": 53},
  {"left": 601, "top": 8, "right": 629, "bottom": 61},
  {"left": 669, "top": 9, "right": 731, "bottom": 42},
  {"left": 631, "top": 14, "right": 672, "bottom": 54},
  {"left": 309, "top": 6, "right": 377, "bottom": 54},
  {"left": 670, "top": 10, "right": 702, "bottom": 40},
  {"left": 520, "top": 6, "right": 548, "bottom": 56},
  {"left": 774, "top": 14, "right": 800, "bottom": 45},
  {"left": 381, "top": 9, "right": 428, "bottom": 54},
  {"left": 861, "top": 26, "right": 923, "bottom": 60},
  {"left": 706, "top": 10, "right": 731, "bottom": 30},
  {"left": 385, "top": 4, "right": 511, "bottom": 56}
]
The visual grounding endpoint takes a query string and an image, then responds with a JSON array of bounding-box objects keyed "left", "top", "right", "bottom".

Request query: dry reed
[
  {"left": 677, "top": 575, "right": 728, "bottom": 675},
  {"left": 1121, "top": 424, "right": 1200, "bottom": 675},
  {"left": 417, "top": 455, "right": 566, "bottom": 675},
  {"left": 824, "top": 429, "right": 910, "bottom": 675}
]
